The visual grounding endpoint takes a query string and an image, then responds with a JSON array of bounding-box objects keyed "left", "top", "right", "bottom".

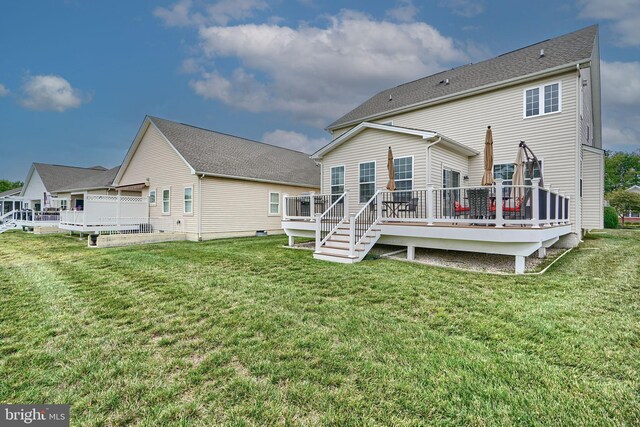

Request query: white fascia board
[
  {"left": 312, "top": 122, "right": 437, "bottom": 159},
  {"left": 326, "top": 59, "right": 591, "bottom": 131}
]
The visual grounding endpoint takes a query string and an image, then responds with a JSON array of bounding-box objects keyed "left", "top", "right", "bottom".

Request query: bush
[{"left": 604, "top": 206, "right": 618, "bottom": 229}]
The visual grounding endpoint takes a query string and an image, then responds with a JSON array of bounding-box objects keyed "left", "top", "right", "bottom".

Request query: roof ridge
[
  {"left": 148, "top": 115, "right": 315, "bottom": 156},
  {"left": 33, "top": 162, "right": 109, "bottom": 171}
]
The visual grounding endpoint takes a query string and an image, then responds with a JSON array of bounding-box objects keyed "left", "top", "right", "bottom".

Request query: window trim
[
  {"left": 268, "top": 191, "right": 280, "bottom": 216},
  {"left": 183, "top": 186, "right": 193, "bottom": 215},
  {"left": 393, "top": 155, "right": 414, "bottom": 190},
  {"left": 358, "top": 160, "right": 376, "bottom": 203},
  {"left": 493, "top": 159, "right": 544, "bottom": 185},
  {"left": 523, "top": 81, "right": 562, "bottom": 119},
  {"left": 330, "top": 165, "right": 346, "bottom": 196},
  {"left": 162, "top": 188, "right": 171, "bottom": 215},
  {"left": 149, "top": 188, "right": 157, "bottom": 206}
]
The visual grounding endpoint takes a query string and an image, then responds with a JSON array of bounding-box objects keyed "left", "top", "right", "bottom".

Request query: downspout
[
  {"left": 197, "top": 174, "right": 204, "bottom": 241},
  {"left": 425, "top": 136, "right": 442, "bottom": 187},
  {"left": 575, "top": 63, "right": 582, "bottom": 237}
]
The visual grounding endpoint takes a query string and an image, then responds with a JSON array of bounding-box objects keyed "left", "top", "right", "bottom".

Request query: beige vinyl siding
[
  {"left": 331, "top": 72, "right": 581, "bottom": 231},
  {"left": 200, "top": 177, "right": 317, "bottom": 238},
  {"left": 581, "top": 147, "right": 604, "bottom": 229},
  {"left": 118, "top": 124, "right": 199, "bottom": 234},
  {"left": 430, "top": 145, "right": 469, "bottom": 188},
  {"left": 321, "top": 128, "right": 429, "bottom": 211}
]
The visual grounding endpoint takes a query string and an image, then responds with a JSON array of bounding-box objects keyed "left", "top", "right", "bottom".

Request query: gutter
[{"left": 327, "top": 59, "right": 593, "bottom": 131}]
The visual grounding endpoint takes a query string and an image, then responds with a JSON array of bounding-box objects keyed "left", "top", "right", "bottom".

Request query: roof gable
[
  {"left": 328, "top": 25, "right": 598, "bottom": 130},
  {"left": 115, "top": 116, "right": 320, "bottom": 188},
  {"left": 312, "top": 122, "right": 478, "bottom": 159},
  {"left": 20, "top": 163, "right": 110, "bottom": 195}
]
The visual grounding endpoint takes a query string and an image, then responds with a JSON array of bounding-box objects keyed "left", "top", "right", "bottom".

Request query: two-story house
[{"left": 282, "top": 25, "right": 604, "bottom": 273}]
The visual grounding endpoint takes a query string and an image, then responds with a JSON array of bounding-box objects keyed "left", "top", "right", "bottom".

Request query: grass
[{"left": 0, "top": 230, "right": 638, "bottom": 426}]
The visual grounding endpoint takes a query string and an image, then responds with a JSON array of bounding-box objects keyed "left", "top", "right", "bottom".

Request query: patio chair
[
  {"left": 397, "top": 197, "right": 419, "bottom": 217},
  {"left": 453, "top": 200, "right": 470, "bottom": 218},
  {"left": 467, "top": 188, "right": 491, "bottom": 219}
]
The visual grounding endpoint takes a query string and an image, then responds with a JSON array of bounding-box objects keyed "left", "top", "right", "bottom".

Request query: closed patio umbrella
[
  {"left": 386, "top": 147, "right": 396, "bottom": 191},
  {"left": 481, "top": 126, "right": 494, "bottom": 186},
  {"left": 511, "top": 146, "right": 526, "bottom": 201}
]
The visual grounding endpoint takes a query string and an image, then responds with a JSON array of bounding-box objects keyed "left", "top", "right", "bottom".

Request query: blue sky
[{"left": 1, "top": 0, "right": 639, "bottom": 181}]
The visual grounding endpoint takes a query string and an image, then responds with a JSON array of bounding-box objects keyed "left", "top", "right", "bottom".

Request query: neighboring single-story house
[
  {"left": 112, "top": 116, "right": 320, "bottom": 241},
  {"left": 19, "top": 163, "right": 112, "bottom": 211},
  {"left": 0, "top": 187, "right": 23, "bottom": 216}
]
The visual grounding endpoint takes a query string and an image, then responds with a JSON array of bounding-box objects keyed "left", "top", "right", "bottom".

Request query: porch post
[
  {"left": 376, "top": 189, "right": 383, "bottom": 219},
  {"left": 116, "top": 191, "right": 121, "bottom": 227},
  {"left": 515, "top": 255, "right": 525, "bottom": 274},
  {"left": 531, "top": 178, "right": 540, "bottom": 228},
  {"left": 407, "top": 245, "right": 415, "bottom": 261},
  {"left": 344, "top": 189, "right": 350, "bottom": 216},
  {"left": 495, "top": 179, "right": 504, "bottom": 228},
  {"left": 349, "top": 213, "right": 356, "bottom": 257},
  {"left": 309, "top": 192, "right": 315, "bottom": 219},
  {"left": 565, "top": 196, "right": 571, "bottom": 224},
  {"left": 288, "top": 235, "right": 294, "bottom": 247},
  {"left": 282, "top": 193, "right": 289, "bottom": 220},
  {"left": 426, "top": 185, "right": 434, "bottom": 225},
  {"left": 546, "top": 185, "right": 551, "bottom": 227},
  {"left": 314, "top": 213, "right": 322, "bottom": 252},
  {"left": 555, "top": 191, "right": 560, "bottom": 225}
]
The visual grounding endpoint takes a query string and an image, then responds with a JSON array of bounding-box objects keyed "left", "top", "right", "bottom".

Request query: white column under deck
[{"left": 515, "top": 256, "right": 525, "bottom": 274}]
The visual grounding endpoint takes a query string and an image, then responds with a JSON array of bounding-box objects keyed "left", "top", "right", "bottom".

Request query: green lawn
[{"left": 0, "top": 230, "right": 638, "bottom": 426}]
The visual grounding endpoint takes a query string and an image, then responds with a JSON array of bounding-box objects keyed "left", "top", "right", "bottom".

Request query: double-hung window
[
  {"left": 524, "top": 82, "right": 560, "bottom": 117},
  {"left": 330, "top": 166, "right": 345, "bottom": 202},
  {"left": 269, "top": 192, "right": 280, "bottom": 215},
  {"left": 494, "top": 161, "right": 543, "bottom": 186},
  {"left": 394, "top": 156, "right": 413, "bottom": 201},
  {"left": 162, "top": 189, "right": 170, "bottom": 215},
  {"left": 149, "top": 189, "right": 156, "bottom": 206},
  {"left": 184, "top": 187, "right": 193, "bottom": 214},
  {"left": 359, "top": 161, "right": 376, "bottom": 203}
]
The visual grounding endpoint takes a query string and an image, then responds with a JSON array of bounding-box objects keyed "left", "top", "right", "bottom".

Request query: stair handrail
[
  {"left": 1, "top": 210, "right": 17, "bottom": 222},
  {"left": 350, "top": 190, "right": 382, "bottom": 255},
  {"left": 316, "top": 191, "right": 348, "bottom": 251}
]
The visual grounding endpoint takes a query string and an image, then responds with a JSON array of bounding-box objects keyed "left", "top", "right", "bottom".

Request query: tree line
[{"left": 604, "top": 150, "right": 640, "bottom": 226}]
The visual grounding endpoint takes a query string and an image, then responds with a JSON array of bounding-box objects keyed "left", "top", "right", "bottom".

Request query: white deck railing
[
  {"left": 283, "top": 180, "right": 570, "bottom": 228},
  {"left": 59, "top": 194, "right": 148, "bottom": 227}
]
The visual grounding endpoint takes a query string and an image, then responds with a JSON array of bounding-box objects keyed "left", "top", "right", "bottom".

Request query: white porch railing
[
  {"left": 59, "top": 194, "right": 148, "bottom": 227},
  {"left": 283, "top": 193, "right": 334, "bottom": 220},
  {"left": 14, "top": 210, "right": 61, "bottom": 223},
  {"left": 377, "top": 179, "right": 570, "bottom": 227},
  {"left": 315, "top": 192, "right": 348, "bottom": 252}
]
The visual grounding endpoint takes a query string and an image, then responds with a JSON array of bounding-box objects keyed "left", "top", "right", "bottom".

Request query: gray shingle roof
[
  {"left": 327, "top": 25, "right": 598, "bottom": 130},
  {"left": 149, "top": 117, "right": 320, "bottom": 188},
  {"left": 0, "top": 187, "right": 22, "bottom": 198},
  {"left": 33, "top": 163, "right": 113, "bottom": 193},
  {"left": 53, "top": 166, "right": 120, "bottom": 192}
]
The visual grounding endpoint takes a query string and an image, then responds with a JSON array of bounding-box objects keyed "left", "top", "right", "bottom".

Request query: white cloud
[
  {"left": 189, "top": 10, "right": 468, "bottom": 124},
  {"left": 262, "top": 129, "right": 329, "bottom": 154},
  {"left": 154, "top": 0, "right": 201, "bottom": 27},
  {"left": 578, "top": 0, "right": 640, "bottom": 46},
  {"left": 386, "top": 0, "right": 418, "bottom": 23},
  {"left": 20, "top": 75, "right": 87, "bottom": 112},
  {"left": 440, "top": 0, "right": 485, "bottom": 17},
  {"left": 154, "top": 0, "right": 267, "bottom": 27},
  {"left": 0, "top": 84, "right": 9, "bottom": 97},
  {"left": 601, "top": 61, "right": 640, "bottom": 151},
  {"left": 601, "top": 61, "right": 640, "bottom": 108}
]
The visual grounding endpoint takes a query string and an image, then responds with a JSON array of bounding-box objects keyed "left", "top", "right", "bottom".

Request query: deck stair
[
  {"left": 0, "top": 211, "right": 17, "bottom": 234},
  {"left": 313, "top": 191, "right": 382, "bottom": 264}
]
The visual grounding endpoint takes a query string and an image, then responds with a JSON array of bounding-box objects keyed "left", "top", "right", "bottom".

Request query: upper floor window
[
  {"left": 524, "top": 82, "right": 560, "bottom": 118},
  {"left": 359, "top": 161, "right": 376, "bottom": 203}
]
